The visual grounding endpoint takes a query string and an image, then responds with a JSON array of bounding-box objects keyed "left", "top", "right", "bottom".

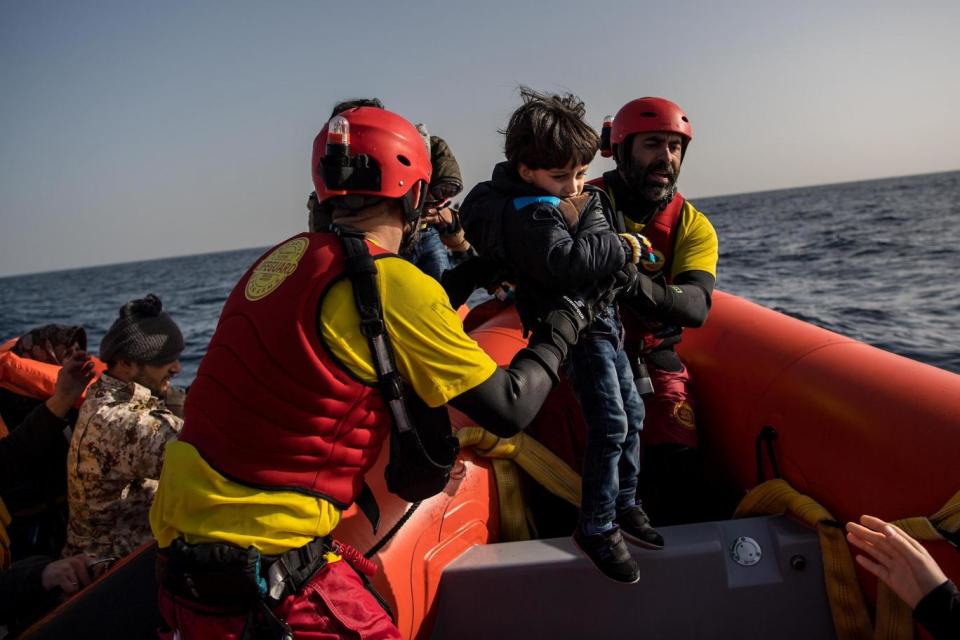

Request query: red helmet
[
  {"left": 311, "top": 107, "right": 432, "bottom": 220},
  {"left": 607, "top": 97, "right": 692, "bottom": 159}
]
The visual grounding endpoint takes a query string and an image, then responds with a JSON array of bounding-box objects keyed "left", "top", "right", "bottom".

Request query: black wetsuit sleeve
[
  {"left": 447, "top": 341, "right": 562, "bottom": 437},
  {"left": 914, "top": 579, "right": 960, "bottom": 640},
  {"left": 0, "top": 555, "right": 54, "bottom": 626},
  {"left": 626, "top": 269, "right": 716, "bottom": 328},
  {"left": 0, "top": 403, "right": 69, "bottom": 493}
]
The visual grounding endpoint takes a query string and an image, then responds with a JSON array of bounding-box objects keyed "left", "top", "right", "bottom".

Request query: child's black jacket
[{"left": 460, "top": 162, "right": 627, "bottom": 330}]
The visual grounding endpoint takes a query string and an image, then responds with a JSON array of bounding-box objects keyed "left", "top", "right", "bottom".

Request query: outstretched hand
[
  {"left": 46, "top": 348, "right": 96, "bottom": 417},
  {"left": 845, "top": 514, "right": 948, "bottom": 609}
]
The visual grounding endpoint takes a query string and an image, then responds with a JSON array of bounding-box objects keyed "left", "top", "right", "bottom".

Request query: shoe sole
[
  {"left": 572, "top": 536, "right": 641, "bottom": 585},
  {"left": 619, "top": 529, "right": 665, "bottom": 550}
]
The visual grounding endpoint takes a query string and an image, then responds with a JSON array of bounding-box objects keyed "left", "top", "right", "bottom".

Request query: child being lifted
[{"left": 459, "top": 88, "right": 664, "bottom": 583}]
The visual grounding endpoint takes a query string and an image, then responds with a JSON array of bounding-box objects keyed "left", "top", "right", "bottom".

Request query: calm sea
[{"left": 2, "top": 170, "right": 958, "bottom": 382}]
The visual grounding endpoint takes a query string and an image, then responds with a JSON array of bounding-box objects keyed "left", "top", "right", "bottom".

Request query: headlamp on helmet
[{"left": 312, "top": 107, "right": 432, "bottom": 223}]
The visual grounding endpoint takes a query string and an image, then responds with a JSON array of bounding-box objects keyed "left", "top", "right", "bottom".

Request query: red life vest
[
  {"left": 588, "top": 177, "right": 687, "bottom": 353},
  {"left": 178, "top": 232, "right": 392, "bottom": 509},
  {"left": 587, "top": 176, "right": 685, "bottom": 282}
]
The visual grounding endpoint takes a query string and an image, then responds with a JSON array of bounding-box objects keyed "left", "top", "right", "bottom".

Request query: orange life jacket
[
  {"left": 178, "top": 233, "right": 393, "bottom": 509},
  {"left": 0, "top": 339, "right": 106, "bottom": 435}
]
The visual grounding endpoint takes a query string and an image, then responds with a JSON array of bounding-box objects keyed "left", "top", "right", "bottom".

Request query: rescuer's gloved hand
[
  {"left": 612, "top": 263, "right": 642, "bottom": 299},
  {"left": 538, "top": 294, "right": 593, "bottom": 347},
  {"left": 618, "top": 233, "right": 657, "bottom": 265}
]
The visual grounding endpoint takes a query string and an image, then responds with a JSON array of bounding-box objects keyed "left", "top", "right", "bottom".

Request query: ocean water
[{"left": 1, "top": 170, "right": 958, "bottom": 383}]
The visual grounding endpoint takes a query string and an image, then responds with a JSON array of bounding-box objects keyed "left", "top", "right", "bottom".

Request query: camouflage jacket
[{"left": 63, "top": 374, "right": 183, "bottom": 558}]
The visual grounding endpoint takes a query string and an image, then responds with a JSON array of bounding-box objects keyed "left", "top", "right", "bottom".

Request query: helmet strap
[{"left": 400, "top": 180, "right": 428, "bottom": 225}]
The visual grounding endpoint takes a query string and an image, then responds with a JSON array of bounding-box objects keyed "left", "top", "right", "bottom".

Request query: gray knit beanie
[{"left": 99, "top": 294, "right": 184, "bottom": 365}]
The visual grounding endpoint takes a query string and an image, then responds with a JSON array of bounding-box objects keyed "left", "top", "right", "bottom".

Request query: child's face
[{"left": 518, "top": 161, "right": 590, "bottom": 198}]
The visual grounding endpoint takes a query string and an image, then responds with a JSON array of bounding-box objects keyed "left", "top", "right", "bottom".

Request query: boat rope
[
  {"left": 364, "top": 501, "right": 421, "bottom": 559},
  {"left": 754, "top": 426, "right": 780, "bottom": 484},
  {"left": 456, "top": 426, "right": 582, "bottom": 541},
  {"left": 735, "top": 479, "right": 960, "bottom": 640}
]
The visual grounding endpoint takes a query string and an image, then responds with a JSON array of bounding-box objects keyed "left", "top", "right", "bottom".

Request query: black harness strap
[{"left": 337, "top": 228, "right": 419, "bottom": 439}]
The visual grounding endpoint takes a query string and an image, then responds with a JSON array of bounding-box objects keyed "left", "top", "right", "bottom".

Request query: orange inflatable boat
[{"left": 21, "top": 291, "right": 960, "bottom": 639}]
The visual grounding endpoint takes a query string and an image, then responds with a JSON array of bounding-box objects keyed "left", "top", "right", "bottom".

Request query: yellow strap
[
  {"left": 0, "top": 497, "right": 11, "bottom": 570},
  {"left": 736, "top": 480, "right": 960, "bottom": 640},
  {"left": 456, "top": 427, "right": 583, "bottom": 541},
  {"left": 735, "top": 479, "right": 873, "bottom": 640}
]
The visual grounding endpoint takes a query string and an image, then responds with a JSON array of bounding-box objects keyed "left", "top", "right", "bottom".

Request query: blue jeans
[
  {"left": 404, "top": 226, "right": 450, "bottom": 282},
  {"left": 567, "top": 306, "right": 645, "bottom": 531}
]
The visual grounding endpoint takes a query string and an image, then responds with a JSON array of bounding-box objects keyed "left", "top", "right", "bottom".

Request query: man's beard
[{"left": 624, "top": 160, "right": 678, "bottom": 205}]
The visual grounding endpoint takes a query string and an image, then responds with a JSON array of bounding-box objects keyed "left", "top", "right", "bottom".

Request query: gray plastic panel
[{"left": 430, "top": 515, "right": 835, "bottom": 639}]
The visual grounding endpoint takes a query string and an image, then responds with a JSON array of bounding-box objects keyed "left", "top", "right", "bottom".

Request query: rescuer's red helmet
[
  {"left": 312, "top": 107, "right": 432, "bottom": 222},
  {"left": 601, "top": 97, "right": 693, "bottom": 161}
]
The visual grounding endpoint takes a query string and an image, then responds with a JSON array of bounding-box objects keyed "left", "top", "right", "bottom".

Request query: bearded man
[{"left": 589, "top": 97, "right": 719, "bottom": 525}]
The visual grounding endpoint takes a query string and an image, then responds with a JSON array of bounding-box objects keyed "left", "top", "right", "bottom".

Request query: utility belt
[{"left": 158, "top": 536, "right": 382, "bottom": 639}]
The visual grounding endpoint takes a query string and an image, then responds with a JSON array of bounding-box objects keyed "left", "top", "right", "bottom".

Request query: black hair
[
  {"left": 502, "top": 87, "right": 599, "bottom": 171},
  {"left": 329, "top": 97, "right": 385, "bottom": 118}
]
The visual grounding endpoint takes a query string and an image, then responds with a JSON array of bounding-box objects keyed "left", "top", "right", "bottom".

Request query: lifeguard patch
[
  {"left": 673, "top": 400, "right": 696, "bottom": 430},
  {"left": 641, "top": 248, "right": 665, "bottom": 273},
  {"left": 244, "top": 237, "right": 309, "bottom": 301}
]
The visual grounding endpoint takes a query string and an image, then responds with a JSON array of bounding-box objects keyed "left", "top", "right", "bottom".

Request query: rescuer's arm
[
  {"left": 623, "top": 269, "right": 715, "bottom": 328},
  {"left": 447, "top": 294, "right": 592, "bottom": 437},
  {"left": 619, "top": 201, "right": 718, "bottom": 327}
]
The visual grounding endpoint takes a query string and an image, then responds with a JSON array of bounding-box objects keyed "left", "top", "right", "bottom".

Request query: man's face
[
  {"left": 518, "top": 161, "right": 590, "bottom": 198},
  {"left": 622, "top": 132, "right": 685, "bottom": 202},
  {"left": 132, "top": 360, "right": 181, "bottom": 395}
]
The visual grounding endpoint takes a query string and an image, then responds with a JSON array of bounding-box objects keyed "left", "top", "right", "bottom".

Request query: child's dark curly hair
[{"left": 502, "top": 87, "right": 599, "bottom": 171}]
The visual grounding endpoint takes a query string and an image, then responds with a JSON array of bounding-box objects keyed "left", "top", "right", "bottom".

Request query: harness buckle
[
  {"left": 360, "top": 316, "right": 385, "bottom": 337},
  {"left": 266, "top": 560, "right": 291, "bottom": 602}
]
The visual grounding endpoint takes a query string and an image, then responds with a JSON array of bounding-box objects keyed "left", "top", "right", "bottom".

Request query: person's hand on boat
[
  {"left": 45, "top": 348, "right": 96, "bottom": 418},
  {"left": 845, "top": 514, "right": 949, "bottom": 609},
  {"left": 41, "top": 554, "right": 95, "bottom": 596}
]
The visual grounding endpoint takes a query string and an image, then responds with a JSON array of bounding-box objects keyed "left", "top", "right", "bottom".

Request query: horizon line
[{"left": 2, "top": 166, "right": 957, "bottom": 280}]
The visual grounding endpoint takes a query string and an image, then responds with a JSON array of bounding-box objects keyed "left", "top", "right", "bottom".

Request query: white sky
[{"left": 1, "top": 0, "right": 958, "bottom": 277}]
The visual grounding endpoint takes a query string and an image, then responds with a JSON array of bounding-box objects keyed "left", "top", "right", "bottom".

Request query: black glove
[
  {"left": 522, "top": 290, "right": 602, "bottom": 381},
  {"left": 620, "top": 270, "right": 660, "bottom": 313},
  {"left": 612, "top": 263, "right": 642, "bottom": 298},
  {"left": 440, "top": 255, "right": 507, "bottom": 309},
  {"left": 538, "top": 294, "right": 593, "bottom": 346},
  {"left": 512, "top": 272, "right": 618, "bottom": 383}
]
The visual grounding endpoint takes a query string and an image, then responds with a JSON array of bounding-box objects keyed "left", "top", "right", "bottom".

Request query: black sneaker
[
  {"left": 572, "top": 525, "right": 640, "bottom": 584},
  {"left": 616, "top": 506, "right": 665, "bottom": 549}
]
